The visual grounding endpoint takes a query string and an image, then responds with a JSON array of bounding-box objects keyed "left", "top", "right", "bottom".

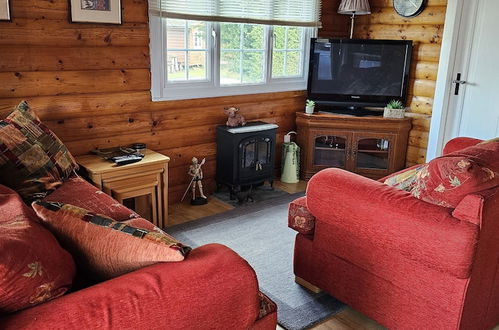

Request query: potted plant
[
  {"left": 383, "top": 100, "right": 406, "bottom": 119},
  {"left": 305, "top": 100, "right": 315, "bottom": 114}
]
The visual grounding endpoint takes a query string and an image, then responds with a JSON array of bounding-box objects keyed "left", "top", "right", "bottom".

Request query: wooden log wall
[
  {"left": 0, "top": 0, "right": 306, "bottom": 204},
  {"left": 321, "top": 0, "right": 447, "bottom": 166}
]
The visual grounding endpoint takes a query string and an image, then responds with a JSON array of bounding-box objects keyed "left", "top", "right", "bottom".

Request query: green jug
[{"left": 281, "top": 142, "right": 300, "bottom": 183}]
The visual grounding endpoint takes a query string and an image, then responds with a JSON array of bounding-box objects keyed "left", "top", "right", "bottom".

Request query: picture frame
[
  {"left": 69, "top": 0, "right": 122, "bottom": 24},
  {"left": 0, "top": 0, "right": 11, "bottom": 22}
]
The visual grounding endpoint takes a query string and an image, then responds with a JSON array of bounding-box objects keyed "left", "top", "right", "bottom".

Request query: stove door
[{"left": 239, "top": 135, "right": 273, "bottom": 183}]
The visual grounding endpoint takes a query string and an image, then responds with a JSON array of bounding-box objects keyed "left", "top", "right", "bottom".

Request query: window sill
[{"left": 152, "top": 80, "right": 307, "bottom": 102}]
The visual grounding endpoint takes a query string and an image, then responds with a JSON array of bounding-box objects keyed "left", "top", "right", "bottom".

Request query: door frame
[{"left": 426, "top": 0, "right": 480, "bottom": 160}]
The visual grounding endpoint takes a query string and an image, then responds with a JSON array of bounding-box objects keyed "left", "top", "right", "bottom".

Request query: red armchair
[{"left": 289, "top": 137, "right": 499, "bottom": 329}]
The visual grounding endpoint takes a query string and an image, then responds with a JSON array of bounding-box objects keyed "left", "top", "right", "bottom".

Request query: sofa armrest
[
  {"left": 443, "top": 137, "right": 482, "bottom": 155},
  {"left": 306, "top": 168, "right": 479, "bottom": 278},
  {"left": 0, "top": 244, "right": 260, "bottom": 330}
]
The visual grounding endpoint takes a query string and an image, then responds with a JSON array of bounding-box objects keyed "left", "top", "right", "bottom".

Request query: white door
[
  {"left": 427, "top": 0, "right": 499, "bottom": 159},
  {"left": 444, "top": 0, "right": 499, "bottom": 141},
  {"left": 454, "top": 0, "right": 499, "bottom": 139}
]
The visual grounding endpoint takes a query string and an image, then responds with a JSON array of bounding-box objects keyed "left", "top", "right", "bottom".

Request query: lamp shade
[{"left": 338, "top": 0, "right": 370, "bottom": 15}]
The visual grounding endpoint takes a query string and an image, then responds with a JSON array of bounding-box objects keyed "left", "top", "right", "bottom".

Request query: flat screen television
[{"left": 307, "top": 38, "right": 413, "bottom": 116}]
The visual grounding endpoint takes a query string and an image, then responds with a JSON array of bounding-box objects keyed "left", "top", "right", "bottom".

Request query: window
[
  {"left": 272, "top": 26, "right": 306, "bottom": 78},
  {"left": 220, "top": 23, "right": 266, "bottom": 85},
  {"left": 148, "top": 0, "right": 320, "bottom": 101}
]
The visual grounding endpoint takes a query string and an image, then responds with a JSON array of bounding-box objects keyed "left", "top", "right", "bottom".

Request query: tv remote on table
[{"left": 112, "top": 154, "right": 143, "bottom": 166}]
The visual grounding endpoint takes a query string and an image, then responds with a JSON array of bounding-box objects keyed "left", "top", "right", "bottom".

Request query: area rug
[
  {"left": 168, "top": 193, "right": 345, "bottom": 330},
  {"left": 212, "top": 184, "right": 289, "bottom": 207}
]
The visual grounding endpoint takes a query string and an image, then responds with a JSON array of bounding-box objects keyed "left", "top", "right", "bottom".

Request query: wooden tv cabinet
[{"left": 296, "top": 112, "right": 412, "bottom": 180}]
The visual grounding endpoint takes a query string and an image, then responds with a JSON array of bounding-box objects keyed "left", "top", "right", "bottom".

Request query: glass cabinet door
[
  {"left": 355, "top": 138, "right": 391, "bottom": 170},
  {"left": 313, "top": 135, "right": 347, "bottom": 168}
]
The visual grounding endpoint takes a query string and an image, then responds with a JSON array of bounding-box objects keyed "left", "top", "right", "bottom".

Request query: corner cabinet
[{"left": 296, "top": 112, "right": 412, "bottom": 180}]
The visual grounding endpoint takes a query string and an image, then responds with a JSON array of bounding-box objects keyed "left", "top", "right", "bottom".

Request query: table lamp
[{"left": 338, "top": 0, "right": 371, "bottom": 39}]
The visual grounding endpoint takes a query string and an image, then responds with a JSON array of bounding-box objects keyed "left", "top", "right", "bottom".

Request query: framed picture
[
  {"left": 69, "top": 0, "right": 122, "bottom": 24},
  {"left": 0, "top": 0, "right": 10, "bottom": 21}
]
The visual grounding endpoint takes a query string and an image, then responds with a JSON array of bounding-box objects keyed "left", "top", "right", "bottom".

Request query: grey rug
[{"left": 168, "top": 193, "right": 345, "bottom": 330}]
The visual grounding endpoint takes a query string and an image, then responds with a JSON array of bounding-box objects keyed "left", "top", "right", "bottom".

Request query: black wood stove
[{"left": 216, "top": 121, "right": 278, "bottom": 199}]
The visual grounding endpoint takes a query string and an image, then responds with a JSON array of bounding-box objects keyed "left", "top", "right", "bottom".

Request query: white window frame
[{"left": 149, "top": 15, "right": 316, "bottom": 101}]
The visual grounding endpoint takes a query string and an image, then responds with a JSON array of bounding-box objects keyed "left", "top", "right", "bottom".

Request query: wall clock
[{"left": 393, "top": 0, "right": 427, "bottom": 18}]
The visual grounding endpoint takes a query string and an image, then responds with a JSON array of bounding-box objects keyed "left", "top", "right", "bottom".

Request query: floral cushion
[
  {"left": 383, "top": 164, "right": 426, "bottom": 191},
  {"left": 288, "top": 196, "right": 315, "bottom": 235},
  {"left": 478, "top": 137, "right": 499, "bottom": 144},
  {"left": 32, "top": 201, "right": 191, "bottom": 281},
  {"left": 0, "top": 101, "right": 78, "bottom": 203},
  {"left": 409, "top": 141, "right": 499, "bottom": 208},
  {"left": 257, "top": 291, "right": 277, "bottom": 319},
  {"left": 0, "top": 185, "right": 75, "bottom": 314}
]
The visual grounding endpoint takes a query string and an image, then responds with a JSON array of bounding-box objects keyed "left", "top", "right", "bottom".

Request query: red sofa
[
  {"left": 0, "top": 177, "right": 277, "bottom": 330},
  {"left": 289, "top": 137, "right": 499, "bottom": 330}
]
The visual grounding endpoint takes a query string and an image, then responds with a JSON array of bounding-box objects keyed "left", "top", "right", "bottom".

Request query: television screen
[{"left": 307, "top": 38, "right": 412, "bottom": 110}]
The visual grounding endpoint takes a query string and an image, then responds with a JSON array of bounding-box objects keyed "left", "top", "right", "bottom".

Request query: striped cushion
[{"left": 32, "top": 201, "right": 191, "bottom": 280}]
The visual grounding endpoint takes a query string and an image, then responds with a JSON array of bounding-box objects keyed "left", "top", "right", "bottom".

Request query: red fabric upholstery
[
  {"left": 293, "top": 234, "right": 464, "bottom": 329},
  {"left": 2, "top": 178, "right": 276, "bottom": 329},
  {"left": 443, "top": 137, "right": 482, "bottom": 155},
  {"left": 0, "top": 185, "right": 75, "bottom": 314},
  {"left": 307, "top": 168, "right": 479, "bottom": 278},
  {"left": 43, "top": 176, "right": 138, "bottom": 221},
  {"left": 0, "top": 244, "right": 264, "bottom": 330},
  {"left": 290, "top": 137, "right": 499, "bottom": 329}
]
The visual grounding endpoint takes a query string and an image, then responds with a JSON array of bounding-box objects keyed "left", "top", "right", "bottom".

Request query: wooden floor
[
  {"left": 167, "top": 180, "right": 308, "bottom": 226},
  {"left": 167, "top": 180, "right": 386, "bottom": 329}
]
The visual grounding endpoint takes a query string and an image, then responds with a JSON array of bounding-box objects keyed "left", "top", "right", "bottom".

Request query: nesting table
[{"left": 76, "top": 149, "right": 170, "bottom": 228}]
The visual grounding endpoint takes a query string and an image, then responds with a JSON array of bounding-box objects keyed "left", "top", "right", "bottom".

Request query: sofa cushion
[
  {"left": 383, "top": 164, "right": 426, "bottom": 191},
  {"left": 0, "top": 101, "right": 78, "bottom": 203},
  {"left": 0, "top": 185, "right": 75, "bottom": 314},
  {"left": 43, "top": 176, "right": 139, "bottom": 221},
  {"left": 32, "top": 201, "right": 191, "bottom": 280},
  {"left": 288, "top": 196, "right": 315, "bottom": 235},
  {"left": 411, "top": 141, "right": 499, "bottom": 208}
]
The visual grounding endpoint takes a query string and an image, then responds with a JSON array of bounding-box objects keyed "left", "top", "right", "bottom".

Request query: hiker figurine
[{"left": 187, "top": 157, "right": 208, "bottom": 205}]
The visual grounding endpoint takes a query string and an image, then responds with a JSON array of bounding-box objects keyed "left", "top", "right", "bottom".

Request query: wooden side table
[{"left": 76, "top": 149, "right": 170, "bottom": 228}]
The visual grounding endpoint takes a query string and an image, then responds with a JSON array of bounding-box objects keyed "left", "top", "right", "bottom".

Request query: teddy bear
[{"left": 224, "top": 107, "right": 246, "bottom": 127}]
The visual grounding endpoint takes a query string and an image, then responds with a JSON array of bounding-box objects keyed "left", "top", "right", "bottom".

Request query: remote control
[{"left": 112, "top": 154, "right": 143, "bottom": 166}]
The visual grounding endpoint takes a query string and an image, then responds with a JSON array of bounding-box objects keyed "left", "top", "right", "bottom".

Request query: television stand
[
  {"left": 296, "top": 112, "right": 412, "bottom": 180},
  {"left": 318, "top": 106, "right": 383, "bottom": 117}
]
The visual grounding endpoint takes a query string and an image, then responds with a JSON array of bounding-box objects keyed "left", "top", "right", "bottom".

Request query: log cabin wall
[
  {"left": 0, "top": 0, "right": 306, "bottom": 204},
  {"left": 320, "top": 0, "right": 447, "bottom": 166}
]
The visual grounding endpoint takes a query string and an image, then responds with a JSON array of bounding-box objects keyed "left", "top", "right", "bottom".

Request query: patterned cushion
[
  {"left": 0, "top": 101, "right": 78, "bottom": 203},
  {"left": 383, "top": 164, "right": 426, "bottom": 191},
  {"left": 32, "top": 201, "right": 191, "bottom": 280},
  {"left": 288, "top": 196, "right": 315, "bottom": 235},
  {"left": 478, "top": 137, "right": 499, "bottom": 144},
  {"left": 43, "top": 176, "right": 139, "bottom": 221},
  {"left": 409, "top": 141, "right": 499, "bottom": 208},
  {"left": 0, "top": 185, "right": 75, "bottom": 314},
  {"left": 257, "top": 291, "right": 277, "bottom": 320}
]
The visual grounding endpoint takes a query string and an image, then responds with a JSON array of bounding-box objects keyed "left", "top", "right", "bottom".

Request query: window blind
[{"left": 148, "top": 0, "right": 321, "bottom": 27}]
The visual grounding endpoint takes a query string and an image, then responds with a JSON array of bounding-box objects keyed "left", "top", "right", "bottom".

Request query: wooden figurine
[
  {"left": 185, "top": 157, "right": 207, "bottom": 205},
  {"left": 224, "top": 107, "right": 246, "bottom": 127}
]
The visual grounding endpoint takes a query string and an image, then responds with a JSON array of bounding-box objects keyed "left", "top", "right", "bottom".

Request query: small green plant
[
  {"left": 306, "top": 99, "right": 315, "bottom": 107},
  {"left": 386, "top": 100, "right": 404, "bottom": 109}
]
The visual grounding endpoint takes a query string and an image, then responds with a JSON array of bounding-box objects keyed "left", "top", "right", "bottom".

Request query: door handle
[{"left": 452, "top": 73, "right": 467, "bottom": 95}]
